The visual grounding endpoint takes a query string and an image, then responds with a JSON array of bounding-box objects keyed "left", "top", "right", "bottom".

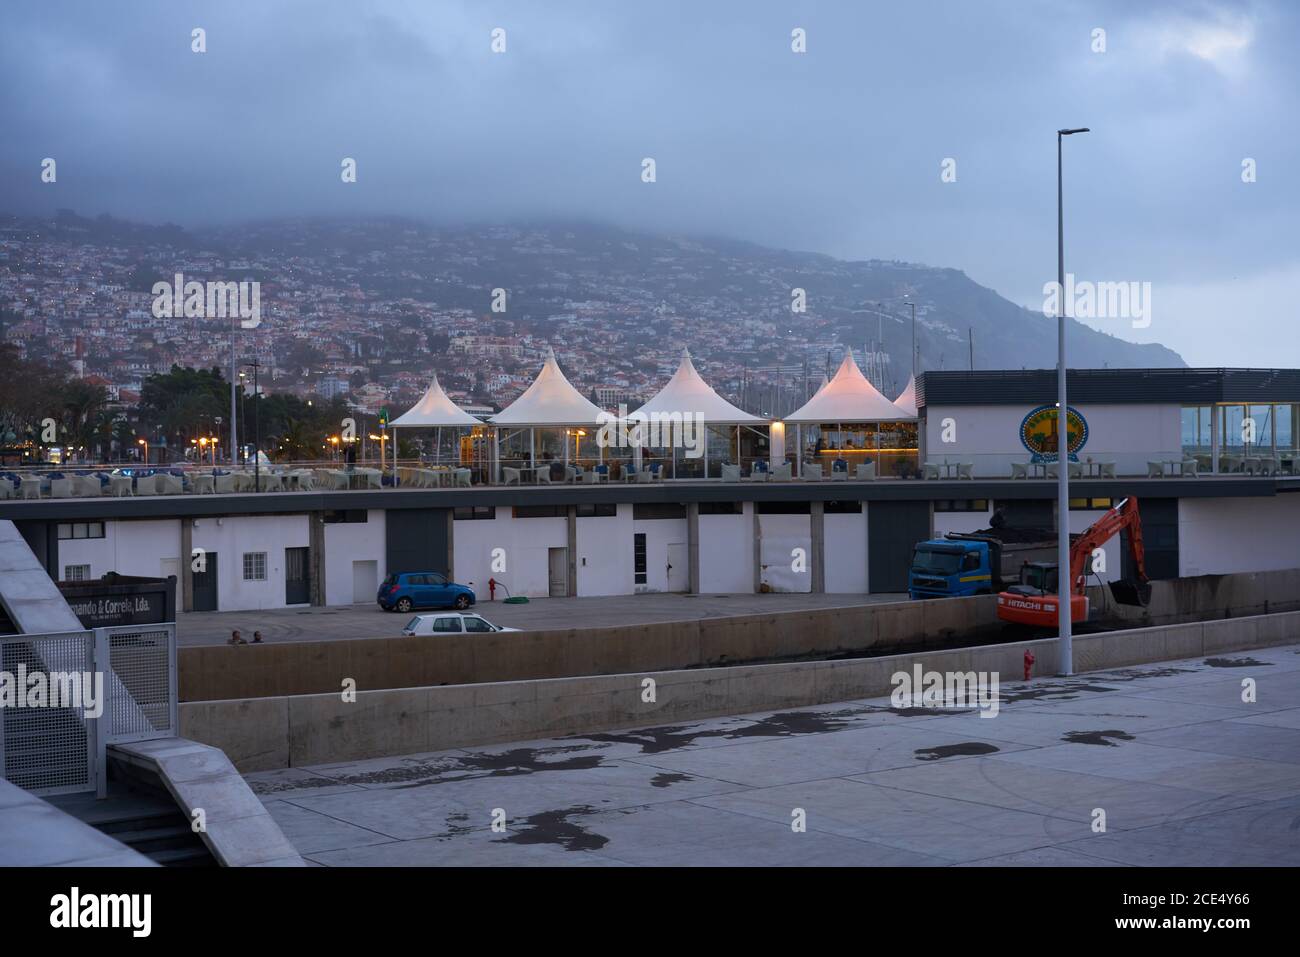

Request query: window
[
  {"left": 57, "top": 522, "right": 104, "bottom": 540},
  {"left": 933, "top": 500, "right": 989, "bottom": 513},
  {"left": 757, "top": 501, "right": 811, "bottom": 514},
  {"left": 824, "top": 500, "right": 863, "bottom": 514},
  {"left": 513, "top": 505, "right": 566, "bottom": 518},
  {"left": 431, "top": 617, "right": 462, "bottom": 633},
  {"left": 1069, "top": 497, "right": 1113, "bottom": 510},
  {"left": 634, "top": 533, "right": 647, "bottom": 585},
  {"left": 63, "top": 564, "right": 91, "bottom": 581},
  {"left": 698, "top": 502, "right": 742, "bottom": 515},
  {"left": 462, "top": 617, "right": 495, "bottom": 633},
  {"left": 575, "top": 503, "right": 617, "bottom": 517},
  {"left": 323, "top": 509, "right": 368, "bottom": 524},
  {"left": 242, "top": 552, "right": 267, "bottom": 581},
  {"left": 454, "top": 506, "right": 497, "bottom": 521},
  {"left": 633, "top": 503, "right": 686, "bottom": 520}
]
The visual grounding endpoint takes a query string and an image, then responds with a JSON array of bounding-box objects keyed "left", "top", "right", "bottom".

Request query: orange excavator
[{"left": 996, "top": 496, "right": 1151, "bottom": 628}]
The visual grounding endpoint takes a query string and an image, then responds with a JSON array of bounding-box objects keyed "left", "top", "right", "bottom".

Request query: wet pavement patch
[
  {"left": 1204, "top": 657, "right": 1271, "bottom": 668},
  {"left": 914, "top": 742, "right": 1000, "bottom": 761},
  {"left": 575, "top": 705, "right": 886, "bottom": 754},
  {"left": 287, "top": 745, "right": 611, "bottom": 790},
  {"left": 1061, "top": 729, "right": 1135, "bottom": 747},
  {"left": 999, "top": 682, "right": 1119, "bottom": 703},
  {"left": 498, "top": 806, "right": 608, "bottom": 852},
  {"left": 650, "top": 772, "right": 692, "bottom": 788}
]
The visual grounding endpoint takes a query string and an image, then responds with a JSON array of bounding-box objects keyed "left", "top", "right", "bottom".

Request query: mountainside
[{"left": 0, "top": 212, "right": 1184, "bottom": 413}]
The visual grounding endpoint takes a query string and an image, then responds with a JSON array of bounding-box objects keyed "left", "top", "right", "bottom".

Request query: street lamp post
[
  {"left": 244, "top": 360, "right": 262, "bottom": 490},
  {"left": 1057, "top": 126, "right": 1089, "bottom": 676},
  {"left": 137, "top": 437, "right": 148, "bottom": 465}
]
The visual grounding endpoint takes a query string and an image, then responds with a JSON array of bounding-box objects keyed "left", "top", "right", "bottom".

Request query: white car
[{"left": 401, "top": 613, "right": 520, "bottom": 636}]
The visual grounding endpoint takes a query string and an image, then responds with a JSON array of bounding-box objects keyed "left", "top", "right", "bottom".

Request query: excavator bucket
[{"left": 1109, "top": 578, "right": 1152, "bottom": 608}]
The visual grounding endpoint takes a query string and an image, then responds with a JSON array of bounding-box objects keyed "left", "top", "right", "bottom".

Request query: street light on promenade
[{"left": 1057, "top": 126, "right": 1089, "bottom": 676}]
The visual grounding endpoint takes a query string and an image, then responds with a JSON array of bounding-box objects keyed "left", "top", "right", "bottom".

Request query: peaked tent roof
[
  {"left": 893, "top": 375, "right": 918, "bottom": 417},
  {"left": 390, "top": 374, "right": 483, "bottom": 427},
  {"left": 634, "top": 350, "right": 767, "bottom": 425},
  {"left": 491, "top": 347, "right": 606, "bottom": 427},
  {"left": 783, "top": 350, "right": 915, "bottom": 423}
]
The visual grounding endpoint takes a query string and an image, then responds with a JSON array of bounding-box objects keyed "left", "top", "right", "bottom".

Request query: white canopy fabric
[
  {"left": 893, "top": 375, "right": 918, "bottom": 417},
  {"left": 491, "top": 347, "right": 605, "bottom": 427},
  {"left": 390, "top": 374, "right": 481, "bottom": 427},
  {"left": 784, "top": 350, "right": 915, "bottom": 424},
  {"left": 634, "top": 349, "right": 767, "bottom": 425}
]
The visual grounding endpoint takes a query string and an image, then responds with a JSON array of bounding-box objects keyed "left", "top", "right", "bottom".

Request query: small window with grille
[
  {"left": 242, "top": 552, "right": 267, "bottom": 581},
  {"left": 63, "top": 564, "right": 92, "bottom": 581}
]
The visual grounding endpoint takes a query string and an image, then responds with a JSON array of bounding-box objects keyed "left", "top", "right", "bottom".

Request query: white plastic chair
[
  {"left": 958, "top": 462, "right": 974, "bottom": 480},
  {"left": 1010, "top": 462, "right": 1028, "bottom": 480},
  {"left": 856, "top": 461, "right": 876, "bottom": 481},
  {"left": 802, "top": 462, "right": 823, "bottom": 481},
  {"left": 769, "top": 462, "right": 792, "bottom": 482},
  {"left": 1147, "top": 461, "right": 1163, "bottom": 478},
  {"left": 721, "top": 463, "right": 741, "bottom": 482}
]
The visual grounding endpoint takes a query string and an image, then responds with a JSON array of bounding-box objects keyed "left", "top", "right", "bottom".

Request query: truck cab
[{"left": 908, "top": 540, "right": 994, "bottom": 599}]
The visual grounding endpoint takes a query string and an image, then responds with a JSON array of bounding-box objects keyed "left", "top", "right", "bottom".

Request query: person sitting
[
  {"left": 252, "top": 630, "right": 264, "bottom": 644},
  {"left": 228, "top": 630, "right": 246, "bottom": 645}
]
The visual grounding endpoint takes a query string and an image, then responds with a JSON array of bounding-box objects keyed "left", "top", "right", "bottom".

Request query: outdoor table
[
  {"left": 1081, "top": 461, "right": 1104, "bottom": 477},
  {"left": 1030, "top": 462, "right": 1050, "bottom": 479}
]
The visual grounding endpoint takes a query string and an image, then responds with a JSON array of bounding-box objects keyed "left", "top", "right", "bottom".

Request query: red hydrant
[
  {"left": 1023, "top": 650, "right": 1036, "bottom": 681},
  {"left": 488, "top": 577, "right": 497, "bottom": 601}
]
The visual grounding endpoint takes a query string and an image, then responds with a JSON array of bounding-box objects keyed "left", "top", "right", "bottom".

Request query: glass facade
[{"left": 1183, "top": 402, "right": 1300, "bottom": 473}]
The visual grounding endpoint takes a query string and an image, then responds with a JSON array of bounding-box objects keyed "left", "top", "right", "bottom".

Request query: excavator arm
[{"left": 1068, "top": 496, "right": 1149, "bottom": 603}]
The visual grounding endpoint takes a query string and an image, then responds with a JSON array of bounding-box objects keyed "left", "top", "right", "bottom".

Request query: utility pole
[
  {"left": 245, "top": 359, "right": 262, "bottom": 491},
  {"left": 230, "top": 319, "right": 238, "bottom": 466},
  {"left": 1057, "top": 126, "right": 1090, "bottom": 676}
]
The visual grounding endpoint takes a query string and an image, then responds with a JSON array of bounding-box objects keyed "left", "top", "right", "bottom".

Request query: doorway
[
  {"left": 192, "top": 551, "right": 218, "bottom": 612},
  {"left": 352, "top": 560, "right": 378, "bottom": 604},
  {"left": 548, "top": 547, "right": 568, "bottom": 597},
  {"left": 285, "top": 546, "right": 311, "bottom": 605},
  {"left": 666, "top": 542, "right": 687, "bottom": 592}
]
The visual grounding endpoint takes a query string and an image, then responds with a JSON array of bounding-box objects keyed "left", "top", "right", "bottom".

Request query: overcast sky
[{"left": 2, "top": 0, "right": 1296, "bottom": 366}]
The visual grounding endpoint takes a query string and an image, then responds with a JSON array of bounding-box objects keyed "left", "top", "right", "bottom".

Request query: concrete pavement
[
  {"left": 177, "top": 591, "right": 906, "bottom": 646},
  {"left": 244, "top": 642, "right": 1300, "bottom": 866}
]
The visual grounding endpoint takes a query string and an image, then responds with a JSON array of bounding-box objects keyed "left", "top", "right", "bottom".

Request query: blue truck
[{"left": 908, "top": 529, "right": 1057, "bottom": 600}]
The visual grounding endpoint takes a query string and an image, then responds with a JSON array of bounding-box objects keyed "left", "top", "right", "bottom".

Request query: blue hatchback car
[{"left": 377, "top": 572, "right": 476, "bottom": 613}]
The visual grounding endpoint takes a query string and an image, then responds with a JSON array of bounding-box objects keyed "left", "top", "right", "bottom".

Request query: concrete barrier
[
  {"left": 179, "top": 594, "right": 999, "bottom": 701},
  {"left": 181, "top": 567, "right": 1300, "bottom": 703},
  {"left": 181, "top": 608, "right": 1300, "bottom": 773}
]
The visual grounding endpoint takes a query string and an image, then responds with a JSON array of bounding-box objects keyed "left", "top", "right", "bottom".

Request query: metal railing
[{"left": 0, "top": 623, "right": 176, "bottom": 797}]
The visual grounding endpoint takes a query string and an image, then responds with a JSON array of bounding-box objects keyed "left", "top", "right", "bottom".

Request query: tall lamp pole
[
  {"left": 244, "top": 360, "right": 262, "bottom": 491},
  {"left": 230, "top": 319, "right": 239, "bottom": 466},
  {"left": 1057, "top": 126, "right": 1089, "bottom": 676}
]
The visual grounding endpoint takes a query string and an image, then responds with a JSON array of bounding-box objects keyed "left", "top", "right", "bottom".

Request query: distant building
[{"left": 316, "top": 375, "right": 349, "bottom": 399}]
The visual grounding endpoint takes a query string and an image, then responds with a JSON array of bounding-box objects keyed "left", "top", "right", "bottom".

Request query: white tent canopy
[
  {"left": 491, "top": 346, "right": 605, "bottom": 427},
  {"left": 784, "top": 350, "right": 915, "bottom": 423},
  {"left": 634, "top": 349, "right": 767, "bottom": 425},
  {"left": 893, "top": 375, "right": 918, "bottom": 418},
  {"left": 391, "top": 374, "right": 481, "bottom": 427}
]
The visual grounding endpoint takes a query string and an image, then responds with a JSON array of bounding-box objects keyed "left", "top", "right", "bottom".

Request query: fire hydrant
[
  {"left": 1023, "top": 650, "right": 1036, "bottom": 681},
  {"left": 488, "top": 577, "right": 497, "bottom": 601}
]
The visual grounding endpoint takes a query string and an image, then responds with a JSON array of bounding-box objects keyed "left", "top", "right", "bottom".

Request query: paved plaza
[
  {"left": 177, "top": 591, "right": 905, "bottom": 646},
  {"left": 245, "top": 643, "right": 1300, "bottom": 866}
]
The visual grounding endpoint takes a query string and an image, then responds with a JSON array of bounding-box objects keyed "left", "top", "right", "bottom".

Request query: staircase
[{"left": 48, "top": 781, "right": 216, "bottom": 867}]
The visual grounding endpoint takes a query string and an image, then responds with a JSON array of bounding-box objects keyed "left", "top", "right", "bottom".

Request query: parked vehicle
[
  {"left": 909, "top": 527, "right": 1057, "bottom": 599},
  {"left": 401, "top": 612, "right": 520, "bottom": 636},
  {"left": 997, "top": 496, "right": 1150, "bottom": 627},
  {"left": 377, "top": 571, "right": 475, "bottom": 612}
]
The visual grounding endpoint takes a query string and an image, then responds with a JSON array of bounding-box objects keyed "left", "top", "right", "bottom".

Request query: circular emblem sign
[{"left": 1019, "top": 405, "right": 1088, "bottom": 463}]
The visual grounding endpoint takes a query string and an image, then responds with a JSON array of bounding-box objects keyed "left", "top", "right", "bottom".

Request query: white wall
[
  {"left": 925, "top": 402, "right": 1183, "bottom": 478},
  {"left": 576, "top": 506, "right": 633, "bottom": 596},
  {"left": 57, "top": 518, "right": 181, "bottom": 581},
  {"left": 632, "top": 518, "right": 689, "bottom": 593},
  {"left": 322, "top": 510, "right": 387, "bottom": 605},
  {"left": 453, "top": 510, "right": 568, "bottom": 599},
  {"left": 759, "top": 512, "right": 811, "bottom": 593},
  {"left": 1179, "top": 496, "right": 1300, "bottom": 576},
  {"left": 824, "top": 509, "right": 868, "bottom": 593},
  {"left": 698, "top": 509, "right": 753, "bottom": 593},
  {"left": 191, "top": 514, "right": 310, "bottom": 612}
]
